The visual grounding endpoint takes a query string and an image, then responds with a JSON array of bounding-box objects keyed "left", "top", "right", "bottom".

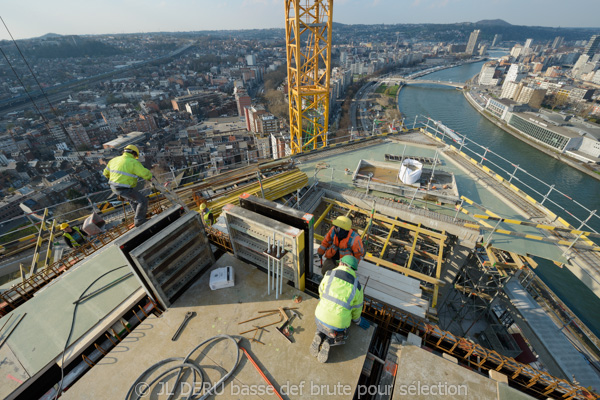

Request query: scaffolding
[
  {"left": 312, "top": 197, "right": 447, "bottom": 309},
  {"left": 285, "top": 0, "right": 333, "bottom": 154},
  {"left": 437, "top": 245, "right": 527, "bottom": 355}
]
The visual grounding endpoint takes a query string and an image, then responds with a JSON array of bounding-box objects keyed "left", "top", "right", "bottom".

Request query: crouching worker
[
  {"left": 60, "top": 223, "right": 88, "bottom": 248},
  {"left": 317, "top": 216, "right": 364, "bottom": 276},
  {"left": 310, "top": 255, "right": 370, "bottom": 363}
]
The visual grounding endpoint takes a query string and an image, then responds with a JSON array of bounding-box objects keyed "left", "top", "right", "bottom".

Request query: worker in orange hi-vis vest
[{"left": 317, "top": 216, "right": 364, "bottom": 276}]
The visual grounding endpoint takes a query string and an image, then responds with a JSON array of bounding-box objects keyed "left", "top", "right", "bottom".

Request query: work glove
[{"left": 355, "top": 317, "right": 370, "bottom": 330}]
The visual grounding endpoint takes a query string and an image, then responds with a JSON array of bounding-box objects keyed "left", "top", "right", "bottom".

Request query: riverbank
[{"left": 462, "top": 89, "right": 600, "bottom": 181}]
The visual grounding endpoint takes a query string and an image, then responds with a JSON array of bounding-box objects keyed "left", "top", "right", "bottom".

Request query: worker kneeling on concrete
[
  {"left": 103, "top": 144, "right": 152, "bottom": 227},
  {"left": 317, "top": 216, "right": 364, "bottom": 276},
  {"left": 310, "top": 255, "right": 370, "bottom": 363},
  {"left": 61, "top": 223, "right": 88, "bottom": 248}
]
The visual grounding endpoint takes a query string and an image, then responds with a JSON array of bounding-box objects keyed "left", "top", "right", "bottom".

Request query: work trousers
[{"left": 111, "top": 186, "right": 148, "bottom": 227}]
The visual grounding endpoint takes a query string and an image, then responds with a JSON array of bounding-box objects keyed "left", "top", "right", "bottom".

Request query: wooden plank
[
  {"left": 357, "top": 274, "right": 427, "bottom": 306},
  {"left": 359, "top": 259, "right": 421, "bottom": 291},
  {"left": 364, "top": 287, "right": 427, "bottom": 319},
  {"left": 322, "top": 198, "right": 447, "bottom": 241},
  {"left": 365, "top": 253, "right": 445, "bottom": 286}
]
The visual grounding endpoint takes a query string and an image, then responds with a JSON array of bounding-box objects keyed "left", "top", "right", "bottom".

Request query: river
[{"left": 397, "top": 53, "right": 600, "bottom": 337}]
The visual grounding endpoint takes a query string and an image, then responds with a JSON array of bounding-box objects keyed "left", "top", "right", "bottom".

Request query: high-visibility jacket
[
  {"left": 203, "top": 209, "right": 214, "bottom": 226},
  {"left": 63, "top": 227, "right": 87, "bottom": 248},
  {"left": 317, "top": 227, "right": 364, "bottom": 262},
  {"left": 103, "top": 153, "right": 152, "bottom": 189},
  {"left": 315, "top": 265, "right": 364, "bottom": 330}
]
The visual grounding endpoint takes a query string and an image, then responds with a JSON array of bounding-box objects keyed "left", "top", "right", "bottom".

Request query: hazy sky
[{"left": 1, "top": 0, "right": 599, "bottom": 40}]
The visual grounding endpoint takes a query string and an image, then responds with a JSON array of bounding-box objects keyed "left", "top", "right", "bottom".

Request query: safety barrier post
[
  {"left": 480, "top": 147, "right": 488, "bottom": 165},
  {"left": 541, "top": 185, "right": 554, "bottom": 206},
  {"left": 508, "top": 164, "right": 519, "bottom": 183}
]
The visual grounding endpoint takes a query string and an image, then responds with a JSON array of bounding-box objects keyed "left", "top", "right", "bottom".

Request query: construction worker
[
  {"left": 310, "top": 255, "right": 370, "bottom": 363},
  {"left": 103, "top": 144, "right": 152, "bottom": 227},
  {"left": 199, "top": 203, "right": 214, "bottom": 226},
  {"left": 60, "top": 223, "right": 88, "bottom": 248},
  {"left": 317, "top": 216, "right": 364, "bottom": 276}
]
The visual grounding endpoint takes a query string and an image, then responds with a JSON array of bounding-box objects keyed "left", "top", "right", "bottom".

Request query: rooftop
[{"left": 62, "top": 253, "right": 375, "bottom": 400}]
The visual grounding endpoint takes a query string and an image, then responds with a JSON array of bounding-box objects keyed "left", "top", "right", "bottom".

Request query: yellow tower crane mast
[{"left": 285, "top": 0, "right": 333, "bottom": 154}]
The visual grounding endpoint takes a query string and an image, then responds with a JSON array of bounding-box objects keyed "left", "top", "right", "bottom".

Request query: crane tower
[{"left": 285, "top": 0, "right": 333, "bottom": 154}]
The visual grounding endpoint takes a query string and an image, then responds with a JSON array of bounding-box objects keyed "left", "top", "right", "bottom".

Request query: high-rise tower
[
  {"left": 584, "top": 35, "right": 600, "bottom": 57},
  {"left": 466, "top": 30, "right": 480, "bottom": 55}
]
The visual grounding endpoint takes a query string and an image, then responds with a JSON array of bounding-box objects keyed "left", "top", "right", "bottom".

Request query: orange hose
[{"left": 240, "top": 346, "right": 284, "bottom": 400}]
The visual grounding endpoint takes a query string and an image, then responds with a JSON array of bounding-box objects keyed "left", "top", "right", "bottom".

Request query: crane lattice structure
[{"left": 285, "top": 0, "right": 333, "bottom": 155}]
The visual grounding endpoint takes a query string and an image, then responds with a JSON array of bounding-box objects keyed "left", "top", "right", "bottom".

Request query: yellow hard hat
[
  {"left": 200, "top": 203, "right": 207, "bottom": 211},
  {"left": 124, "top": 144, "right": 140, "bottom": 158},
  {"left": 60, "top": 223, "right": 70, "bottom": 230},
  {"left": 332, "top": 216, "right": 352, "bottom": 231}
]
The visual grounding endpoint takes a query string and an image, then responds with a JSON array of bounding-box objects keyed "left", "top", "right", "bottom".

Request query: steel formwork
[
  {"left": 312, "top": 197, "right": 447, "bottom": 309},
  {"left": 438, "top": 245, "right": 525, "bottom": 336}
]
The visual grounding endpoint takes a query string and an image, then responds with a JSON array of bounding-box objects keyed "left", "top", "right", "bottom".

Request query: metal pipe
[
  {"left": 279, "top": 237, "right": 284, "bottom": 296},
  {"left": 541, "top": 184, "right": 554, "bottom": 205},
  {"left": 578, "top": 210, "right": 596, "bottom": 231},
  {"left": 267, "top": 237, "right": 271, "bottom": 296},
  {"left": 480, "top": 147, "right": 488, "bottom": 165},
  {"left": 508, "top": 164, "right": 519, "bottom": 183},
  {"left": 453, "top": 199, "right": 464, "bottom": 222}
]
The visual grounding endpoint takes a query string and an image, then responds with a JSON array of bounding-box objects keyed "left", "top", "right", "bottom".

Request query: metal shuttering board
[
  {"left": 239, "top": 193, "right": 314, "bottom": 279},
  {"left": 222, "top": 204, "right": 305, "bottom": 291},
  {"left": 125, "top": 210, "right": 215, "bottom": 309}
]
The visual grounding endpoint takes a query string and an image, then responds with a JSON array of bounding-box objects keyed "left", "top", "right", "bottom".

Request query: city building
[
  {"left": 584, "top": 35, "right": 600, "bottom": 57},
  {"left": 102, "top": 131, "right": 147, "bottom": 151},
  {"left": 551, "top": 36, "right": 564, "bottom": 50},
  {"left": 246, "top": 54, "right": 256, "bottom": 66},
  {"left": 524, "top": 38, "right": 534, "bottom": 50},
  {"left": 515, "top": 86, "right": 547, "bottom": 109},
  {"left": 491, "top": 34, "right": 502, "bottom": 47},
  {"left": 510, "top": 44, "right": 523, "bottom": 59},
  {"left": 478, "top": 62, "right": 499, "bottom": 85},
  {"left": 466, "top": 29, "right": 480, "bottom": 55},
  {"left": 66, "top": 123, "right": 92, "bottom": 149},
  {"left": 234, "top": 88, "right": 252, "bottom": 119},
  {"left": 506, "top": 112, "right": 599, "bottom": 159},
  {"left": 505, "top": 64, "right": 527, "bottom": 83},
  {"left": 485, "top": 98, "right": 528, "bottom": 121}
]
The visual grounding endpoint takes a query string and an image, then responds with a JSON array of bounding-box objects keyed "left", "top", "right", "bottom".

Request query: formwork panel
[
  {"left": 223, "top": 204, "right": 305, "bottom": 290},
  {"left": 239, "top": 194, "right": 315, "bottom": 278},
  {"left": 124, "top": 210, "right": 215, "bottom": 309}
]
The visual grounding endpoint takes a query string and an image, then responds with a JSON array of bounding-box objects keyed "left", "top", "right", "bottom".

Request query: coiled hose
[{"left": 124, "top": 334, "right": 240, "bottom": 400}]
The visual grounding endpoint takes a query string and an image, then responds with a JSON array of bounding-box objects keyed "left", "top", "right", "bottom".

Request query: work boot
[
  {"left": 310, "top": 333, "right": 323, "bottom": 358},
  {"left": 317, "top": 339, "right": 330, "bottom": 363}
]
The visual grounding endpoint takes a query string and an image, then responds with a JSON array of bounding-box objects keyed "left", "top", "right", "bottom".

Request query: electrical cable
[
  {"left": 54, "top": 265, "right": 129, "bottom": 400},
  {"left": 124, "top": 334, "right": 241, "bottom": 400}
]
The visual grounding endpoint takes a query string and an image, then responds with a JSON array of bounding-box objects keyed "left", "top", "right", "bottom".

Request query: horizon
[{"left": 1, "top": 0, "right": 599, "bottom": 41}]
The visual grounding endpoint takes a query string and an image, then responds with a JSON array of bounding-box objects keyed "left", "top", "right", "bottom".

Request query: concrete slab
[
  {"left": 497, "top": 382, "right": 535, "bottom": 400},
  {"left": 392, "top": 345, "right": 497, "bottom": 399},
  {"left": 64, "top": 253, "right": 375, "bottom": 400},
  {"left": 0, "top": 245, "right": 140, "bottom": 381},
  {"left": 0, "top": 342, "right": 30, "bottom": 398}
]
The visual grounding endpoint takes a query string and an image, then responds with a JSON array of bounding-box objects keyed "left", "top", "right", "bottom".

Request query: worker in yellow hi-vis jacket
[
  {"left": 310, "top": 255, "right": 369, "bottom": 363},
  {"left": 103, "top": 144, "right": 152, "bottom": 227}
]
